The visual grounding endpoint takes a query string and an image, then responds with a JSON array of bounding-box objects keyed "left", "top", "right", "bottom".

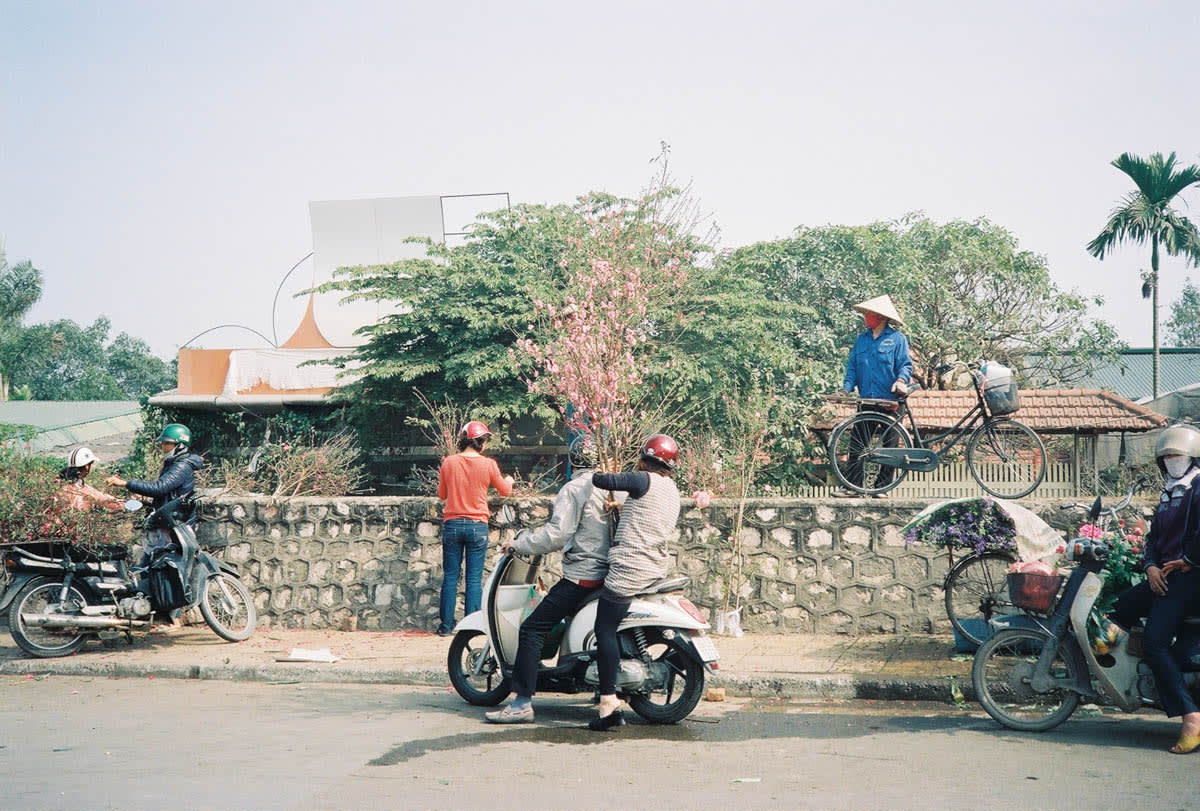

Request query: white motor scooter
[{"left": 447, "top": 551, "right": 720, "bottom": 724}]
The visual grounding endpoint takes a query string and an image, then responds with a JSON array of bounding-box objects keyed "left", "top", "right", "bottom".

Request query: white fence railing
[{"left": 767, "top": 461, "right": 1079, "bottom": 500}]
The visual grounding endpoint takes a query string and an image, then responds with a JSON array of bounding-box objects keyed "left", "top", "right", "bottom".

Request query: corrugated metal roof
[
  {"left": 1079, "top": 348, "right": 1200, "bottom": 402},
  {"left": 0, "top": 401, "right": 143, "bottom": 453},
  {"left": 0, "top": 401, "right": 141, "bottom": 431}
]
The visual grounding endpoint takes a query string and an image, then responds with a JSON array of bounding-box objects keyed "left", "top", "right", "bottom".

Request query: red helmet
[
  {"left": 639, "top": 434, "right": 679, "bottom": 469},
  {"left": 461, "top": 421, "right": 492, "bottom": 440}
]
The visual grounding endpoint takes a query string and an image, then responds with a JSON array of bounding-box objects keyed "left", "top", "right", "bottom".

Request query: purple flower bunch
[{"left": 903, "top": 498, "right": 1017, "bottom": 556}]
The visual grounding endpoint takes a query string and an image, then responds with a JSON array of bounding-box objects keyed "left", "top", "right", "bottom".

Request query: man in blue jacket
[
  {"left": 107, "top": 423, "right": 203, "bottom": 517},
  {"left": 838, "top": 295, "right": 913, "bottom": 495},
  {"left": 107, "top": 422, "right": 204, "bottom": 629}
]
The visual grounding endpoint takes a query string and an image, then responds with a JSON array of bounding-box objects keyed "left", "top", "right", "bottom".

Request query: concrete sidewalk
[{"left": 0, "top": 625, "right": 975, "bottom": 702}]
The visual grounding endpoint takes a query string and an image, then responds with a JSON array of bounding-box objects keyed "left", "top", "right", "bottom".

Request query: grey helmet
[{"left": 1154, "top": 424, "right": 1200, "bottom": 473}]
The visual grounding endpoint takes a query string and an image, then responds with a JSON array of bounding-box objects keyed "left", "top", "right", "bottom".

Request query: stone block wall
[{"left": 195, "top": 495, "right": 1091, "bottom": 634}]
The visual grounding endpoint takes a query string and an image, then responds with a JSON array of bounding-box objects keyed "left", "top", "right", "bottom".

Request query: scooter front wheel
[
  {"left": 7, "top": 577, "right": 89, "bottom": 658},
  {"left": 198, "top": 573, "right": 256, "bottom": 642},
  {"left": 448, "top": 630, "right": 510, "bottom": 706},
  {"left": 972, "top": 628, "right": 1083, "bottom": 732}
]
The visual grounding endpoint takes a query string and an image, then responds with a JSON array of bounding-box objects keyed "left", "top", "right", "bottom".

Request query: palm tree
[
  {"left": 1088, "top": 152, "right": 1200, "bottom": 399},
  {"left": 0, "top": 243, "right": 44, "bottom": 400}
]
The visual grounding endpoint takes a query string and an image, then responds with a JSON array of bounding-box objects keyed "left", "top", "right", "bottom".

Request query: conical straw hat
[{"left": 853, "top": 294, "right": 905, "bottom": 327}]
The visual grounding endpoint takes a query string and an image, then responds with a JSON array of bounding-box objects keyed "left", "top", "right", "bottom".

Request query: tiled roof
[{"left": 813, "top": 389, "right": 1167, "bottom": 434}]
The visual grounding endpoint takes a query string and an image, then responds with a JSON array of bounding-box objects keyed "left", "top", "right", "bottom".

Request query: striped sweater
[{"left": 592, "top": 471, "right": 681, "bottom": 597}]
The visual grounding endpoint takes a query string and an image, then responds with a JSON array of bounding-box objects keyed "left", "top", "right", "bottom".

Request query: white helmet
[
  {"left": 68, "top": 447, "right": 98, "bottom": 468},
  {"left": 1155, "top": 424, "right": 1200, "bottom": 474}
]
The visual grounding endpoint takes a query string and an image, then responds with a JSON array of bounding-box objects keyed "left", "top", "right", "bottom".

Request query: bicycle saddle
[{"left": 859, "top": 398, "right": 902, "bottom": 412}]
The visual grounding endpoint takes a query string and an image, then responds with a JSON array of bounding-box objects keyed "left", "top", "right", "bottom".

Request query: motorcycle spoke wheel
[
  {"left": 447, "top": 630, "right": 510, "bottom": 706},
  {"left": 967, "top": 419, "right": 1046, "bottom": 499},
  {"left": 199, "top": 573, "right": 256, "bottom": 642},
  {"left": 626, "top": 634, "right": 705, "bottom": 724},
  {"left": 944, "top": 552, "right": 1017, "bottom": 648},
  {"left": 8, "top": 579, "right": 89, "bottom": 658},
  {"left": 972, "top": 628, "right": 1081, "bottom": 732}
]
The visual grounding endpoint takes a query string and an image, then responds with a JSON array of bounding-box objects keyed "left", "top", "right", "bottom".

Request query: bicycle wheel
[
  {"left": 944, "top": 552, "right": 1017, "bottom": 647},
  {"left": 828, "top": 413, "right": 912, "bottom": 495},
  {"left": 967, "top": 418, "right": 1046, "bottom": 499},
  {"left": 972, "top": 628, "right": 1083, "bottom": 732}
]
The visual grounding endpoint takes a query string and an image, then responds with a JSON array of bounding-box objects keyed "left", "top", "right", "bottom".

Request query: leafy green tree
[
  {"left": 1088, "top": 151, "right": 1200, "bottom": 398},
  {"left": 0, "top": 244, "right": 43, "bottom": 400},
  {"left": 104, "top": 332, "right": 177, "bottom": 399},
  {"left": 0, "top": 317, "right": 174, "bottom": 400},
  {"left": 722, "top": 214, "right": 1120, "bottom": 389},
  {"left": 1166, "top": 278, "right": 1200, "bottom": 347},
  {"left": 315, "top": 189, "right": 815, "bottom": 474}
]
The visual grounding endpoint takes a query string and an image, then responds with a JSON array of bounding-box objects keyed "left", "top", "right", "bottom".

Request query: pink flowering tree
[{"left": 516, "top": 159, "right": 710, "bottom": 470}]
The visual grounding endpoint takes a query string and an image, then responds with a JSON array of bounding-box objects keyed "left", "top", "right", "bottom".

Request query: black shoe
[
  {"left": 588, "top": 709, "right": 626, "bottom": 732},
  {"left": 436, "top": 628, "right": 451, "bottom": 637}
]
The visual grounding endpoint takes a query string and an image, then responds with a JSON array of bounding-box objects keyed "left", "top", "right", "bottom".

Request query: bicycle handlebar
[{"left": 1058, "top": 477, "right": 1149, "bottom": 518}]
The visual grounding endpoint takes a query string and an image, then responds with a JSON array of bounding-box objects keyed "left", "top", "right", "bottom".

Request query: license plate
[{"left": 690, "top": 634, "right": 720, "bottom": 662}]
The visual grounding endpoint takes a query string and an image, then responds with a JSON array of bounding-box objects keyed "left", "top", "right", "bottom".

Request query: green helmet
[{"left": 156, "top": 423, "right": 192, "bottom": 449}]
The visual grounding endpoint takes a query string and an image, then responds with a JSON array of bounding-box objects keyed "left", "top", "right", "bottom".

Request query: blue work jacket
[{"left": 842, "top": 326, "right": 913, "bottom": 400}]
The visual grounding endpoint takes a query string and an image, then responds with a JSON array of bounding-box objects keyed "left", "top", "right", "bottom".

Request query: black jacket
[
  {"left": 126, "top": 453, "right": 204, "bottom": 518},
  {"left": 1143, "top": 482, "right": 1200, "bottom": 569}
]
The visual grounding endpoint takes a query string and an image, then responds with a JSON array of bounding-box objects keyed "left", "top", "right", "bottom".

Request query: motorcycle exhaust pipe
[{"left": 21, "top": 613, "right": 150, "bottom": 630}]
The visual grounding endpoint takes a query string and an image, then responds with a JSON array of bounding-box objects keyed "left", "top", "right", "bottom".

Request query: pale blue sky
[{"left": 2, "top": 0, "right": 1199, "bottom": 358}]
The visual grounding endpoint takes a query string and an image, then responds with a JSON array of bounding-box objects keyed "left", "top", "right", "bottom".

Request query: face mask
[
  {"left": 1164, "top": 455, "right": 1192, "bottom": 479},
  {"left": 863, "top": 312, "right": 884, "bottom": 330}
]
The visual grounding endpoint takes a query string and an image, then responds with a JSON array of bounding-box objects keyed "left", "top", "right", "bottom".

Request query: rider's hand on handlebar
[{"left": 891, "top": 380, "right": 908, "bottom": 395}]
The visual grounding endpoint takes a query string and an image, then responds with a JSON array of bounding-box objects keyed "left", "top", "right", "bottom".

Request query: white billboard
[{"left": 305, "top": 195, "right": 445, "bottom": 346}]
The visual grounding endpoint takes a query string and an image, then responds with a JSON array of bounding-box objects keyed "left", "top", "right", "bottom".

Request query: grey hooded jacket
[{"left": 510, "top": 469, "right": 623, "bottom": 582}]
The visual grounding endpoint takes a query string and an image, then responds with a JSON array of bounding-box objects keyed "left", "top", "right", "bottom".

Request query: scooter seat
[{"left": 642, "top": 576, "right": 690, "bottom": 595}]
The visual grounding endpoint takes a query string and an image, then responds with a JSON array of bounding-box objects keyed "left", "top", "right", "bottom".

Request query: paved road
[{"left": 1, "top": 675, "right": 1195, "bottom": 810}]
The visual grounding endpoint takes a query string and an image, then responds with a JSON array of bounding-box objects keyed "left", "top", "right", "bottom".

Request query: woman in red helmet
[
  {"left": 436, "top": 421, "right": 514, "bottom": 636},
  {"left": 587, "top": 433, "right": 682, "bottom": 731}
]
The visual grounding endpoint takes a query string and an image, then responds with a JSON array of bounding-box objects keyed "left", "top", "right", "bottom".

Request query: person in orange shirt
[{"left": 436, "top": 421, "right": 514, "bottom": 635}]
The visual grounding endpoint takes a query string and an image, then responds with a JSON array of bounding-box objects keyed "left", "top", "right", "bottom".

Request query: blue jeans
[{"left": 439, "top": 519, "right": 489, "bottom": 634}]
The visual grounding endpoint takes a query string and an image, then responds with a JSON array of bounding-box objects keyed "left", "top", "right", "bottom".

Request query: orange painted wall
[
  {"left": 178, "top": 349, "right": 231, "bottom": 395},
  {"left": 176, "top": 348, "right": 334, "bottom": 395}
]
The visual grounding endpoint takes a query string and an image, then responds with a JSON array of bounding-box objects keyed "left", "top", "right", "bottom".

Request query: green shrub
[{"left": 0, "top": 452, "right": 135, "bottom": 553}]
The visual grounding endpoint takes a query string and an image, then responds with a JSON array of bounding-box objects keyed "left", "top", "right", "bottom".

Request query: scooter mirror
[
  {"left": 497, "top": 504, "right": 516, "bottom": 525},
  {"left": 124, "top": 499, "right": 143, "bottom": 512},
  {"left": 1087, "top": 495, "right": 1102, "bottom": 522}
]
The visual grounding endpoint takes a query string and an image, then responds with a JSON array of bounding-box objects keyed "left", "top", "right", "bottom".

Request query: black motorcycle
[{"left": 0, "top": 496, "right": 256, "bottom": 658}]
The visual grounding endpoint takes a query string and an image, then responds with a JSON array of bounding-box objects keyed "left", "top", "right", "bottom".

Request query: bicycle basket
[
  {"left": 1007, "top": 572, "right": 1063, "bottom": 613},
  {"left": 984, "top": 380, "right": 1020, "bottom": 416}
]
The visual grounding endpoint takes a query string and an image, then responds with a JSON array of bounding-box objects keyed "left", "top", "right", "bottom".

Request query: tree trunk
[{"left": 1152, "top": 236, "right": 1160, "bottom": 400}]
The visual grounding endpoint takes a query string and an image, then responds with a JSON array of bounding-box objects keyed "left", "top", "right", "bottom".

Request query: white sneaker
[{"left": 485, "top": 703, "right": 534, "bottom": 724}]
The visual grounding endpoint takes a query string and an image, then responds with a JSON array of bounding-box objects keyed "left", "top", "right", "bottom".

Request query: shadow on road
[{"left": 367, "top": 694, "right": 1178, "bottom": 766}]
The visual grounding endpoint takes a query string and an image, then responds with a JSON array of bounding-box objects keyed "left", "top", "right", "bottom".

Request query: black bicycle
[
  {"left": 942, "top": 475, "right": 1148, "bottom": 648},
  {"left": 827, "top": 360, "right": 1047, "bottom": 499}
]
